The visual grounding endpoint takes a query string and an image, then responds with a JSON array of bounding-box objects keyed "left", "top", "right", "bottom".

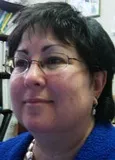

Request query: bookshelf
[
  {"left": 0, "top": 0, "right": 24, "bottom": 75},
  {"left": 0, "top": 35, "right": 9, "bottom": 79},
  {"left": 0, "top": 34, "right": 8, "bottom": 41},
  {"left": 0, "top": 72, "right": 10, "bottom": 79},
  {"left": 0, "top": 1, "right": 27, "bottom": 139},
  {"left": 0, "top": 1, "right": 24, "bottom": 110},
  {"left": 0, "top": 0, "right": 24, "bottom": 13}
]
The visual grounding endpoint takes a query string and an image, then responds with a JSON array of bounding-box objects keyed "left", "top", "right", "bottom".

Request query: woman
[{"left": 0, "top": 2, "right": 115, "bottom": 160}]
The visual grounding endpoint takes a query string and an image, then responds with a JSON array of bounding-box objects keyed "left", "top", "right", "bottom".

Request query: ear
[{"left": 92, "top": 71, "right": 107, "bottom": 98}]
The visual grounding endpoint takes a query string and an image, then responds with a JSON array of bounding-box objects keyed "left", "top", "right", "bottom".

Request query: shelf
[
  {"left": 0, "top": 108, "right": 12, "bottom": 113},
  {"left": 0, "top": 0, "right": 24, "bottom": 13},
  {"left": 0, "top": 72, "right": 10, "bottom": 79},
  {"left": 0, "top": 34, "right": 8, "bottom": 41}
]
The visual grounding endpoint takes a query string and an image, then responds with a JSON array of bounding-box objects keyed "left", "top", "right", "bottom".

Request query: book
[
  {"left": 0, "top": 11, "right": 8, "bottom": 29},
  {"left": 4, "top": 11, "right": 20, "bottom": 35},
  {"left": 0, "top": 79, "right": 2, "bottom": 108},
  {"left": 0, "top": 40, "right": 4, "bottom": 72},
  {"left": 0, "top": 113, "right": 4, "bottom": 127},
  {"left": 2, "top": 41, "right": 8, "bottom": 72},
  {"left": 0, "top": 12, "right": 13, "bottom": 34},
  {"left": 2, "top": 79, "right": 11, "bottom": 110},
  {"left": 0, "top": 9, "right": 4, "bottom": 19}
]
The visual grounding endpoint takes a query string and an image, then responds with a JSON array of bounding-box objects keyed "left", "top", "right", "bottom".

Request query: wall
[
  {"left": 27, "top": 0, "right": 64, "bottom": 4},
  {"left": 96, "top": 0, "right": 115, "bottom": 44}
]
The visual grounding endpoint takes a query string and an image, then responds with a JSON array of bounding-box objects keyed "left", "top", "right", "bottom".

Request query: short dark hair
[{"left": 8, "top": 2, "right": 115, "bottom": 122}]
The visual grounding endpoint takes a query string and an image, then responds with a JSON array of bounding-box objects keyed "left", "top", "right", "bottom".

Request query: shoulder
[
  {"left": 91, "top": 123, "right": 115, "bottom": 158},
  {"left": 76, "top": 123, "right": 115, "bottom": 160},
  {"left": 90, "top": 123, "right": 115, "bottom": 147},
  {"left": 95, "top": 123, "right": 115, "bottom": 138},
  {"left": 0, "top": 132, "right": 32, "bottom": 147},
  {"left": 0, "top": 132, "right": 33, "bottom": 160}
]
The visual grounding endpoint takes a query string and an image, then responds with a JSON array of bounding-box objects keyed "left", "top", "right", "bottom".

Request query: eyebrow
[
  {"left": 16, "top": 44, "right": 65, "bottom": 55},
  {"left": 16, "top": 49, "right": 28, "bottom": 55}
]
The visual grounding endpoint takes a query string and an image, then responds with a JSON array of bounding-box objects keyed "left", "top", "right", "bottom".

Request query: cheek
[
  {"left": 10, "top": 76, "right": 24, "bottom": 114},
  {"left": 47, "top": 71, "right": 93, "bottom": 117},
  {"left": 46, "top": 72, "right": 94, "bottom": 130},
  {"left": 48, "top": 71, "right": 92, "bottom": 99}
]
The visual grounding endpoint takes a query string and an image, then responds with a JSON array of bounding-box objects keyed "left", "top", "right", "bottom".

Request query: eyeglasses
[{"left": 3, "top": 53, "right": 83, "bottom": 75}]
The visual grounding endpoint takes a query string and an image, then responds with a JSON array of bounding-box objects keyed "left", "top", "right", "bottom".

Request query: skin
[{"left": 10, "top": 28, "right": 106, "bottom": 160}]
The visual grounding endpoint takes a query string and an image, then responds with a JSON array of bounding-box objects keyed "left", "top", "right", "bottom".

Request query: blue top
[{"left": 0, "top": 123, "right": 115, "bottom": 160}]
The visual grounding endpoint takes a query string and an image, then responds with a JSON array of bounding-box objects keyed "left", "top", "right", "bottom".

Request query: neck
[{"left": 33, "top": 120, "right": 94, "bottom": 160}]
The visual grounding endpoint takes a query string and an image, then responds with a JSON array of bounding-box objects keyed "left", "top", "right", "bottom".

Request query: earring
[{"left": 92, "top": 97, "right": 98, "bottom": 116}]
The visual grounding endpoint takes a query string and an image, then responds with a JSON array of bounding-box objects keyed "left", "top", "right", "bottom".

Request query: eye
[
  {"left": 46, "top": 56, "right": 66, "bottom": 64},
  {"left": 42, "top": 56, "right": 67, "bottom": 70},
  {"left": 14, "top": 58, "right": 28, "bottom": 68},
  {"left": 13, "top": 58, "right": 29, "bottom": 74}
]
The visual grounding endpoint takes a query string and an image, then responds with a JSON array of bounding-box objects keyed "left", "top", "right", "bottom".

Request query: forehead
[
  {"left": 21, "top": 26, "right": 54, "bottom": 41},
  {"left": 17, "top": 27, "right": 79, "bottom": 58},
  {"left": 19, "top": 26, "right": 64, "bottom": 50}
]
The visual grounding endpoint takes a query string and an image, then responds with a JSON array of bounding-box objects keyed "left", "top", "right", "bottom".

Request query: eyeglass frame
[{"left": 3, "top": 52, "right": 84, "bottom": 75}]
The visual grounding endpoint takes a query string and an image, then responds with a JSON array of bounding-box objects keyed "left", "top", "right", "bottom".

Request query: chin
[{"left": 22, "top": 116, "right": 57, "bottom": 134}]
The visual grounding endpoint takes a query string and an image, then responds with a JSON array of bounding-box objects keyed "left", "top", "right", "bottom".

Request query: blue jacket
[{"left": 0, "top": 123, "right": 115, "bottom": 160}]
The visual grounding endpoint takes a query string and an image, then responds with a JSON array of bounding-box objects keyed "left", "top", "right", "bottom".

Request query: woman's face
[{"left": 10, "top": 29, "right": 95, "bottom": 134}]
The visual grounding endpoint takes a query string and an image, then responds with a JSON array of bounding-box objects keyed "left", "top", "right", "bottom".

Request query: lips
[{"left": 23, "top": 98, "right": 53, "bottom": 104}]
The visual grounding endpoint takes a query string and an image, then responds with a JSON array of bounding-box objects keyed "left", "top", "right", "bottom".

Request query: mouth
[{"left": 23, "top": 98, "right": 54, "bottom": 104}]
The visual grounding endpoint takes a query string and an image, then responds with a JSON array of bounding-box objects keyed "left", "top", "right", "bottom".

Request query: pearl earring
[{"left": 92, "top": 98, "right": 98, "bottom": 116}]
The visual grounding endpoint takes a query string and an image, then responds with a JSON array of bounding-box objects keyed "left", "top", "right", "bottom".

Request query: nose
[{"left": 24, "top": 62, "right": 46, "bottom": 88}]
